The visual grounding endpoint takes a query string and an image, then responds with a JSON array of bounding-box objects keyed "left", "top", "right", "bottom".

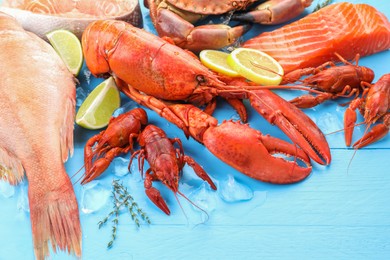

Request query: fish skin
[
  {"left": 243, "top": 3, "right": 390, "bottom": 74},
  {"left": 0, "top": 12, "right": 81, "bottom": 260},
  {"left": 0, "top": 0, "right": 143, "bottom": 39}
]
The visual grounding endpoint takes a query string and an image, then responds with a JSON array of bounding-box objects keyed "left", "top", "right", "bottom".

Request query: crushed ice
[
  {"left": 76, "top": 86, "right": 87, "bottom": 107},
  {"left": 218, "top": 175, "right": 253, "bottom": 202},
  {"left": 81, "top": 181, "right": 111, "bottom": 214},
  {"left": 17, "top": 181, "right": 29, "bottom": 212},
  {"left": 0, "top": 180, "right": 15, "bottom": 198}
]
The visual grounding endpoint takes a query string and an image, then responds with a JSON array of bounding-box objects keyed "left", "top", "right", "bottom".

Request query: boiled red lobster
[
  {"left": 130, "top": 124, "right": 217, "bottom": 215},
  {"left": 81, "top": 19, "right": 331, "bottom": 184}
]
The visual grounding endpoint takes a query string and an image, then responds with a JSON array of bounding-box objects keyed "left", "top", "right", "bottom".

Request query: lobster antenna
[
  {"left": 177, "top": 190, "right": 210, "bottom": 224},
  {"left": 220, "top": 83, "right": 326, "bottom": 95}
]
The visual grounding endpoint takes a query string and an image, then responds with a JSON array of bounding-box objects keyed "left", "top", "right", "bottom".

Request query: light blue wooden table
[{"left": 1, "top": 0, "right": 390, "bottom": 259}]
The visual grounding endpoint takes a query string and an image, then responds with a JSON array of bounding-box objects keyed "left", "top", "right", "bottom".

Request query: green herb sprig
[{"left": 98, "top": 179, "right": 151, "bottom": 249}]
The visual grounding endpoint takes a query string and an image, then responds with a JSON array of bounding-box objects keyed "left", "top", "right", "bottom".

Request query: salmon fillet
[{"left": 243, "top": 2, "right": 390, "bottom": 74}]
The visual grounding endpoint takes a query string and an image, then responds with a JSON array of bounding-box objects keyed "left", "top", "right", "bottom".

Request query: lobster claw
[
  {"left": 249, "top": 89, "right": 331, "bottom": 165},
  {"left": 203, "top": 120, "right": 312, "bottom": 184}
]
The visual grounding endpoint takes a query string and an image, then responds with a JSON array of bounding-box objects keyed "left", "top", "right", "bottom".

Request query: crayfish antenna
[
  {"left": 177, "top": 190, "right": 210, "bottom": 225},
  {"left": 346, "top": 123, "right": 372, "bottom": 174},
  {"left": 325, "top": 122, "right": 365, "bottom": 135},
  {"left": 70, "top": 164, "right": 85, "bottom": 185}
]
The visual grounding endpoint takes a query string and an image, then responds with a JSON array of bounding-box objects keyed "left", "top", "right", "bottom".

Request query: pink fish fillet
[
  {"left": 243, "top": 2, "right": 390, "bottom": 74},
  {"left": 0, "top": 12, "right": 81, "bottom": 259}
]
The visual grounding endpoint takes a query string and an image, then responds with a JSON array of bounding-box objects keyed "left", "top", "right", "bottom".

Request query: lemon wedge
[
  {"left": 46, "top": 29, "right": 83, "bottom": 76},
  {"left": 76, "top": 77, "right": 121, "bottom": 130},
  {"left": 200, "top": 50, "right": 240, "bottom": 77},
  {"left": 227, "top": 48, "right": 284, "bottom": 85}
]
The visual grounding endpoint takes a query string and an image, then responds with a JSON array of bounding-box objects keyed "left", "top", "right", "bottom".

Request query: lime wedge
[
  {"left": 46, "top": 29, "right": 83, "bottom": 76},
  {"left": 76, "top": 77, "right": 121, "bottom": 130},
  {"left": 199, "top": 50, "right": 240, "bottom": 77},
  {"left": 227, "top": 48, "right": 284, "bottom": 85}
]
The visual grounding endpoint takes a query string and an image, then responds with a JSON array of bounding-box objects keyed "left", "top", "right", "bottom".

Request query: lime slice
[
  {"left": 46, "top": 29, "right": 83, "bottom": 76},
  {"left": 199, "top": 50, "right": 240, "bottom": 77},
  {"left": 76, "top": 77, "right": 121, "bottom": 130},
  {"left": 227, "top": 48, "right": 284, "bottom": 85}
]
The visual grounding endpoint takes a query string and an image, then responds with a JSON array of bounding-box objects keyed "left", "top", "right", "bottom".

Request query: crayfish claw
[
  {"left": 353, "top": 124, "right": 389, "bottom": 149},
  {"left": 146, "top": 187, "right": 170, "bottom": 215}
]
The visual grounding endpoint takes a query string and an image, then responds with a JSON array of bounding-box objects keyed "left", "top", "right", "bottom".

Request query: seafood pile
[{"left": 1, "top": 0, "right": 390, "bottom": 259}]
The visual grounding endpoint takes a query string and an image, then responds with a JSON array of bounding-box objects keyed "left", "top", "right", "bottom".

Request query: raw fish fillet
[
  {"left": 0, "top": 12, "right": 81, "bottom": 260},
  {"left": 243, "top": 2, "right": 390, "bottom": 74},
  {"left": 0, "top": 0, "right": 142, "bottom": 39}
]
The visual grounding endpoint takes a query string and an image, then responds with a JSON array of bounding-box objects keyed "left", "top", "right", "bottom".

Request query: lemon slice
[
  {"left": 46, "top": 29, "right": 83, "bottom": 76},
  {"left": 76, "top": 77, "right": 121, "bottom": 130},
  {"left": 227, "top": 48, "right": 284, "bottom": 85},
  {"left": 200, "top": 50, "right": 240, "bottom": 77}
]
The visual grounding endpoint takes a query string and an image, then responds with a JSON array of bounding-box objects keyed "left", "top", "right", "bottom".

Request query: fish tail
[{"left": 29, "top": 177, "right": 82, "bottom": 260}]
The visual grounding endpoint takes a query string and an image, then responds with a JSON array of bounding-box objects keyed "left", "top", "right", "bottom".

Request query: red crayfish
[
  {"left": 82, "top": 19, "right": 331, "bottom": 184},
  {"left": 130, "top": 124, "right": 217, "bottom": 215},
  {"left": 282, "top": 53, "right": 375, "bottom": 109},
  {"left": 81, "top": 108, "right": 148, "bottom": 184},
  {"left": 344, "top": 73, "right": 390, "bottom": 148}
]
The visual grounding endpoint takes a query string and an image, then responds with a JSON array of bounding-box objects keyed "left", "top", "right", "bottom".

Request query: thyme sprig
[
  {"left": 313, "top": 0, "right": 333, "bottom": 12},
  {"left": 98, "top": 179, "right": 151, "bottom": 249}
]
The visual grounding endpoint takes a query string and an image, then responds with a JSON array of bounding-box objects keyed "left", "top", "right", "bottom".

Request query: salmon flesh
[
  {"left": 243, "top": 2, "right": 390, "bottom": 73},
  {"left": 0, "top": 12, "right": 81, "bottom": 260}
]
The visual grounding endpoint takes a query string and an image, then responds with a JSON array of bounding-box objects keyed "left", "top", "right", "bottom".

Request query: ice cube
[
  {"left": 219, "top": 175, "right": 253, "bottom": 203},
  {"left": 81, "top": 181, "right": 111, "bottom": 214},
  {"left": 0, "top": 180, "right": 15, "bottom": 198}
]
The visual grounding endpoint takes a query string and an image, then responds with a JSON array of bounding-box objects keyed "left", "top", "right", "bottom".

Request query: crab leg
[{"left": 147, "top": 0, "right": 251, "bottom": 52}]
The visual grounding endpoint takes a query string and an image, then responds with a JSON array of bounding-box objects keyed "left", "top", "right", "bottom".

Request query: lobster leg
[
  {"left": 232, "top": 0, "right": 313, "bottom": 25},
  {"left": 249, "top": 89, "right": 331, "bottom": 165},
  {"left": 116, "top": 79, "right": 191, "bottom": 138},
  {"left": 144, "top": 170, "right": 171, "bottom": 215},
  {"left": 353, "top": 113, "right": 390, "bottom": 149}
]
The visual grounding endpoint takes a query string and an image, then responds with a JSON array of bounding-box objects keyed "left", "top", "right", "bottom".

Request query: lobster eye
[{"left": 196, "top": 75, "right": 206, "bottom": 84}]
